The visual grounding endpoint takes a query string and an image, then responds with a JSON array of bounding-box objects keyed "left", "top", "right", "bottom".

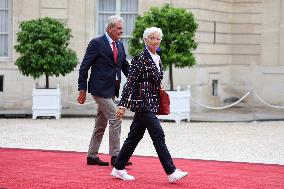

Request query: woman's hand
[{"left": 116, "top": 106, "right": 126, "bottom": 119}]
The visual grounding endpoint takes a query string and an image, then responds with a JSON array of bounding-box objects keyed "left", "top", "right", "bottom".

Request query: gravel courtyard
[{"left": 1, "top": 118, "right": 283, "bottom": 165}]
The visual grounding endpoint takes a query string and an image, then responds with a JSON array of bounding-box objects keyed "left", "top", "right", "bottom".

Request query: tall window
[
  {"left": 97, "top": 0, "right": 138, "bottom": 56},
  {"left": 0, "top": 75, "right": 3, "bottom": 92},
  {"left": 212, "top": 80, "right": 218, "bottom": 96},
  {"left": 0, "top": 0, "right": 9, "bottom": 57}
]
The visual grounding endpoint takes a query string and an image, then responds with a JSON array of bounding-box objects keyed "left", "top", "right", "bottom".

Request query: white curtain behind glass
[
  {"left": 120, "top": 0, "right": 137, "bottom": 55},
  {"left": 0, "top": 0, "right": 8, "bottom": 57},
  {"left": 98, "top": 0, "right": 138, "bottom": 57},
  {"left": 98, "top": 0, "right": 116, "bottom": 35}
]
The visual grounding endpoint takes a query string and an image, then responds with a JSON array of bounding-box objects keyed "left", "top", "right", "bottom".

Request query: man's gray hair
[
  {"left": 107, "top": 15, "right": 124, "bottom": 28},
  {"left": 143, "top": 27, "right": 163, "bottom": 42}
]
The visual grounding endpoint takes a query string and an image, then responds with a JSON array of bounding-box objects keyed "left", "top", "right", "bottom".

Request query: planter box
[
  {"left": 158, "top": 87, "right": 190, "bottom": 123},
  {"left": 32, "top": 84, "right": 62, "bottom": 119}
]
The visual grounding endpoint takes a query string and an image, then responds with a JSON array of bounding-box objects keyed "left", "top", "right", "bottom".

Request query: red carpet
[{"left": 0, "top": 148, "right": 284, "bottom": 189}]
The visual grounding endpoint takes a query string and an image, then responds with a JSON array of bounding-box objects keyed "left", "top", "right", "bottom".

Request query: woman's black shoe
[{"left": 111, "top": 156, "right": 132, "bottom": 166}]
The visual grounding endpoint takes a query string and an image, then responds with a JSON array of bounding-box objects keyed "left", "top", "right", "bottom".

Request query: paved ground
[
  {"left": 1, "top": 105, "right": 284, "bottom": 122},
  {"left": 64, "top": 105, "right": 284, "bottom": 122},
  {"left": 1, "top": 118, "right": 284, "bottom": 165}
]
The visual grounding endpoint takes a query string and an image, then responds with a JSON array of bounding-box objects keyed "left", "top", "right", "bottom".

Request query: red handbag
[{"left": 156, "top": 89, "right": 170, "bottom": 115}]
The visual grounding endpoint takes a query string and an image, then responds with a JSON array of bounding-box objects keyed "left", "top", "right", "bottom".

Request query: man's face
[{"left": 108, "top": 21, "right": 124, "bottom": 41}]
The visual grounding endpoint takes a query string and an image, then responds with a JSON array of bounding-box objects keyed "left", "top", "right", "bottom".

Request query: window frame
[
  {"left": 0, "top": 0, "right": 12, "bottom": 60},
  {"left": 96, "top": 0, "right": 138, "bottom": 57}
]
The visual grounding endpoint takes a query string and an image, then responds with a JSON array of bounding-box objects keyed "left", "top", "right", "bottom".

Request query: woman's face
[{"left": 145, "top": 32, "right": 161, "bottom": 53}]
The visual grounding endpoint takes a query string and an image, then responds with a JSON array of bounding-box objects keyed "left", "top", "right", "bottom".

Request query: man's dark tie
[{"left": 112, "top": 41, "right": 118, "bottom": 63}]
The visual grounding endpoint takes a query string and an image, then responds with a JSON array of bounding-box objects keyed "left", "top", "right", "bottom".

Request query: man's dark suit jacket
[
  {"left": 78, "top": 34, "right": 129, "bottom": 98},
  {"left": 118, "top": 49, "right": 163, "bottom": 113}
]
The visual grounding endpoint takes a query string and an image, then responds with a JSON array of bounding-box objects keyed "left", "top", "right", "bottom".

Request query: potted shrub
[
  {"left": 129, "top": 4, "right": 198, "bottom": 123},
  {"left": 14, "top": 17, "right": 78, "bottom": 119}
]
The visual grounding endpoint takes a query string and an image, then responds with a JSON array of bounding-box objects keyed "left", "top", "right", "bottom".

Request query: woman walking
[{"left": 110, "top": 27, "right": 188, "bottom": 183}]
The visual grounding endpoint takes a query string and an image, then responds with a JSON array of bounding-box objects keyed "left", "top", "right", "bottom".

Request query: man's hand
[
  {"left": 77, "top": 90, "right": 86, "bottom": 104},
  {"left": 116, "top": 106, "right": 126, "bottom": 119}
]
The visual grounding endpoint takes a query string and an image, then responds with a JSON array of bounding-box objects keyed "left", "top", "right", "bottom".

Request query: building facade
[{"left": 0, "top": 0, "right": 283, "bottom": 112}]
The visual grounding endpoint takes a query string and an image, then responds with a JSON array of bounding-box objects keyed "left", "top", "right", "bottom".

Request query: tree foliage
[
  {"left": 14, "top": 17, "right": 78, "bottom": 88},
  {"left": 129, "top": 4, "right": 198, "bottom": 90}
]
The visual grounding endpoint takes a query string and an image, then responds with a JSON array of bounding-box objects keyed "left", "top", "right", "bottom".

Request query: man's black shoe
[
  {"left": 111, "top": 156, "right": 132, "bottom": 166},
  {"left": 87, "top": 157, "right": 109, "bottom": 166}
]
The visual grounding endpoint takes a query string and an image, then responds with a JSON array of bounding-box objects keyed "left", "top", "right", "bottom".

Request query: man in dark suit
[{"left": 77, "top": 15, "right": 131, "bottom": 166}]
